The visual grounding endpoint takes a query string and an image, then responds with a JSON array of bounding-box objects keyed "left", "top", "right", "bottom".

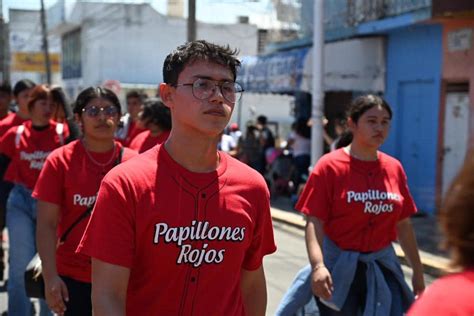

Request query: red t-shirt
[
  {"left": 78, "top": 145, "right": 276, "bottom": 315},
  {"left": 123, "top": 121, "right": 145, "bottom": 147},
  {"left": 408, "top": 270, "right": 474, "bottom": 315},
  {"left": 0, "top": 121, "right": 69, "bottom": 190},
  {"left": 296, "top": 148, "right": 417, "bottom": 252},
  {"left": 32, "top": 140, "right": 137, "bottom": 283},
  {"left": 128, "top": 130, "right": 170, "bottom": 153},
  {"left": 0, "top": 113, "right": 28, "bottom": 136}
]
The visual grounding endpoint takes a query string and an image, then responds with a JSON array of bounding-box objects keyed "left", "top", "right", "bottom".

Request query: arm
[
  {"left": 305, "top": 215, "right": 333, "bottom": 300},
  {"left": 91, "top": 258, "right": 130, "bottom": 316},
  {"left": 240, "top": 265, "right": 267, "bottom": 316},
  {"left": 36, "top": 200, "right": 69, "bottom": 315},
  {"left": 396, "top": 218, "right": 425, "bottom": 296}
]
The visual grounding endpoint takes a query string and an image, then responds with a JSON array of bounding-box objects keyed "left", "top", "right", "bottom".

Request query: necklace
[{"left": 82, "top": 140, "right": 117, "bottom": 168}]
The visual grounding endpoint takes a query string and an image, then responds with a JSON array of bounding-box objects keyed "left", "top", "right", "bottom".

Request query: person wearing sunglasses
[
  {"left": 0, "top": 84, "right": 69, "bottom": 316},
  {"left": 77, "top": 40, "right": 276, "bottom": 315},
  {"left": 33, "top": 87, "right": 137, "bottom": 316}
]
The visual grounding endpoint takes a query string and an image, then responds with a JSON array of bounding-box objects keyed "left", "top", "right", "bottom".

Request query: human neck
[
  {"left": 346, "top": 143, "right": 378, "bottom": 161},
  {"left": 164, "top": 130, "right": 220, "bottom": 173},
  {"left": 31, "top": 117, "right": 49, "bottom": 127},
  {"left": 82, "top": 136, "right": 115, "bottom": 153},
  {"left": 149, "top": 126, "right": 163, "bottom": 137}
]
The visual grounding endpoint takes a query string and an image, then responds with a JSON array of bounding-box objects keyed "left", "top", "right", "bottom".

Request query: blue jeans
[
  {"left": 275, "top": 264, "right": 319, "bottom": 316},
  {"left": 6, "top": 184, "right": 51, "bottom": 316}
]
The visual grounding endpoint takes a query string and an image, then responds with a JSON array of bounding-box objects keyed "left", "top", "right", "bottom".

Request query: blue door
[{"left": 396, "top": 80, "right": 437, "bottom": 213}]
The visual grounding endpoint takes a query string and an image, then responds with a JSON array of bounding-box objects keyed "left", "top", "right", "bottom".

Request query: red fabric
[
  {"left": 32, "top": 140, "right": 137, "bottom": 282},
  {"left": 0, "top": 113, "right": 28, "bottom": 136},
  {"left": 78, "top": 146, "right": 276, "bottom": 315},
  {"left": 0, "top": 121, "right": 69, "bottom": 190},
  {"left": 408, "top": 270, "right": 474, "bottom": 315},
  {"left": 123, "top": 121, "right": 145, "bottom": 147},
  {"left": 296, "top": 148, "right": 417, "bottom": 252},
  {"left": 128, "top": 130, "right": 170, "bottom": 153}
]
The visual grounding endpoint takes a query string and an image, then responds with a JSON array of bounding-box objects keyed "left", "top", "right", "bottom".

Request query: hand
[
  {"left": 412, "top": 270, "right": 425, "bottom": 297},
  {"left": 45, "top": 275, "right": 69, "bottom": 315},
  {"left": 310, "top": 266, "right": 333, "bottom": 301}
]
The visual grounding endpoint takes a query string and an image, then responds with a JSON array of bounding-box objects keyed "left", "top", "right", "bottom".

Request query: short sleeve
[
  {"left": 242, "top": 184, "right": 276, "bottom": 270},
  {"left": 398, "top": 165, "right": 417, "bottom": 220},
  {"left": 32, "top": 151, "right": 64, "bottom": 205},
  {"left": 295, "top": 161, "right": 330, "bottom": 221},
  {"left": 77, "top": 174, "right": 136, "bottom": 268}
]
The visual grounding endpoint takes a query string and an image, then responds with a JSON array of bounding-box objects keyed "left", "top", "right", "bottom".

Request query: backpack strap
[
  {"left": 56, "top": 123, "right": 64, "bottom": 145},
  {"left": 15, "top": 125, "right": 25, "bottom": 149}
]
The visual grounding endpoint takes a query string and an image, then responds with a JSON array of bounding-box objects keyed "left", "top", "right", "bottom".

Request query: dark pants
[
  {"left": 61, "top": 276, "right": 92, "bottom": 316},
  {"left": 315, "top": 262, "right": 405, "bottom": 316}
]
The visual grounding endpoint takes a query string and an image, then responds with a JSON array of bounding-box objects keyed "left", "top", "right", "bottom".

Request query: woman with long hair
[
  {"left": 33, "top": 87, "right": 137, "bottom": 315},
  {"left": 0, "top": 84, "right": 69, "bottom": 316},
  {"left": 296, "top": 95, "right": 425, "bottom": 315}
]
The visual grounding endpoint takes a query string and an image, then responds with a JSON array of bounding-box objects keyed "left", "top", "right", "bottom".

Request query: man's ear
[{"left": 159, "top": 83, "right": 173, "bottom": 109}]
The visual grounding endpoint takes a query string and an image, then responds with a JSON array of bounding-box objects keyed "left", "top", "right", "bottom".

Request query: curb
[{"left": 270, "top": 207, "right": 450, "bottom": 278}]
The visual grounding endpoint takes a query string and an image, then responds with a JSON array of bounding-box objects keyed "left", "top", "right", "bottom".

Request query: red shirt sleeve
[
  {"left": 397, "top": 164, "right": 417, "bottom": 220},
  {"left": 32, "top": 149, "right": 64, "bottom": 205},
  {"left": 242, "top": 183, "right": 276, "bottom": 270},
  {"left": 295, "top": 160, "right": 331, "bottom": 221},
  {"left": 77, "top": 173, "right": 135, "bottom": 268},
  {"left": 0, "top": 127, "right": 17, "bottom": 158}
]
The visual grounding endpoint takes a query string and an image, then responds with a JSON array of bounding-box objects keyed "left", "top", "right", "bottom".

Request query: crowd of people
[{"left": 0, "top": 39, "right": 471, "bottom": 316}]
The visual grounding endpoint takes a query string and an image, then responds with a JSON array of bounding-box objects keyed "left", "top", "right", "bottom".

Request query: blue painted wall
[{"left": 382, "top": 24, "right": 442, "bottom": 214}]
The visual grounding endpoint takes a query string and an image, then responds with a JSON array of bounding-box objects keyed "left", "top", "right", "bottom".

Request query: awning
[
  {"left": 238, "top": 47, "right": 310, "bottom": 94},
  {"left": 238, "top": 37, "right": 385, "bottom": 94}
]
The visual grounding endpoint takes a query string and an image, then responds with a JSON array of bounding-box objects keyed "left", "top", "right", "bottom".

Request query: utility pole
[
  {"left": 310, "top": 0, "right": 324, "bottom": 166},
  {"left": 187, "top": 0, "right": 196, "bottom": 42},
  {"left": 0, "top": 0, "right": 8, "bottom": 82},
  {"left": 40, "top": 0, "right": 52, "bottom": 84}
]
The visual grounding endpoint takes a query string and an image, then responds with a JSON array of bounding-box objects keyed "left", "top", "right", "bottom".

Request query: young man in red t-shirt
[
  {"left": 78, "top": 41, "right": 276, "bottom": 315},
  {"left": 115, "top": 90, "right": 146, "bottom": 146}
]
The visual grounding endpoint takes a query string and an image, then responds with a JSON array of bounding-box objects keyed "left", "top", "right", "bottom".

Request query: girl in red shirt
[
  {"left": 296, "top": 95, "right": 425, "bottom": 315},
  {"left": 0, "top": 84, "right": 67, "bottom": 316},
  {"left": 33, "top": 87, "right": 137, "bottom": 316}
]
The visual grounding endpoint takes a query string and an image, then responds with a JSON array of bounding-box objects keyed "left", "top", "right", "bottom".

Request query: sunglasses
[{"left": 82, "top": 105, "right": 119, "bottom": 118}]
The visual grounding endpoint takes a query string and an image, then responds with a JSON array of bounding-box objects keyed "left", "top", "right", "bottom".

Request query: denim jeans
[
  {"left": 275, "top": 264, "right": 319, "bottom": 316},
  {"left": 6, "top": 184, "right": 51, "bottom": 316}
]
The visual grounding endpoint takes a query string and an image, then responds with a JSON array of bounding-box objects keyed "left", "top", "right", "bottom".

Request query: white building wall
[{"left": 58, "top": 3, "right": 258, "bottom": 95}]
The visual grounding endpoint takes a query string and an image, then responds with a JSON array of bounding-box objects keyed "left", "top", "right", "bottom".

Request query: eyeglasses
[
  {"left": 82, "top": 105, "right": 119, "bottom": 118},
  {"left": 176, "top": 78, "right": 244, "bottom": 103}
]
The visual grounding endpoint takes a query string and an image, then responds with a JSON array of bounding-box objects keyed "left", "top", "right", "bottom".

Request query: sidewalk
[{"left": 270, "top": 196, "right": 451, "bottom": 277}]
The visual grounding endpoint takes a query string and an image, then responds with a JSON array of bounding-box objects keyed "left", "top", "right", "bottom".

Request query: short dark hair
[
  {"left": 440, "top": 157, "right": 474, "bottom": 269},
  {"left": 0, "top": 81, "right": 12, "bottom": 95},
  {"left": 13, "top": 79, "right": 36, "bottom": 97},
  {"left": 126, "top": 90, "right": 145, "bottom": 102},
  {"left": 140, "top": 98, "right": 171, "bottom": 131},
  {"left": 163, "top": 40, "right": 240, "bottom": 86},
  {"left": 257, "top": 115, "right": 268, "bottom": 125},
  {"left": 73, "top": 86, "right": 121, "bottom": 116},
  {"left": 347, "top": 94, "right": 393, "bottom": 124}
]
